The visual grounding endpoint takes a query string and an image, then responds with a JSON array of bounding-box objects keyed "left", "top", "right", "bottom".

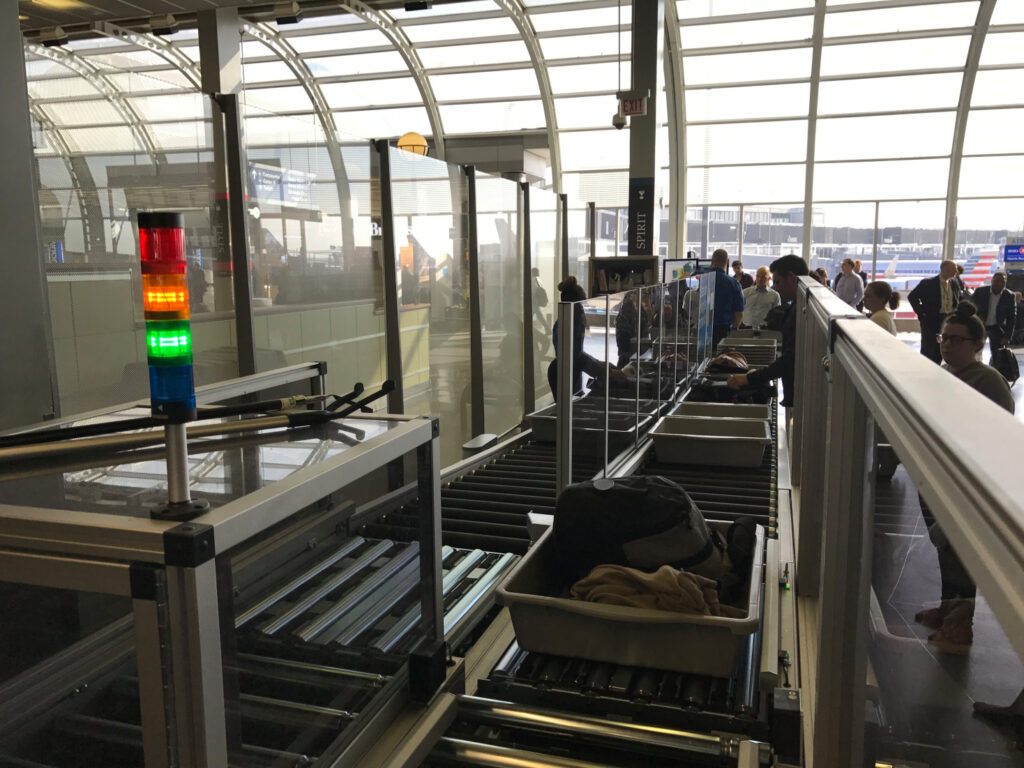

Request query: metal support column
[
  {"left": 374, "top": 140, "right": 405, "bottom": 414},
  {"left": 801, "top": 0, "right": 826, "bottom": 263},
  {"left": 132, "top": 566, "right": 173, "bottom": 768},
  {"left": 793, "top": 288, "right": 829, "bottom": 596},
  {"left": 0, "top": 3, "right": 58, "bottom": 429},
  {"left": 559, "top": 193, "right": 569, "bottom": 279},
  {"left": 521, "top": 182, "right": 536, "bottom": 418},
  {"left": 166, "top": 557, "right": 229, "bottom": 766},
  {"left": 218, "top": 93, "right": 258, "bottom": 378},
  {"left": 871, "top": 201, "right": 880, "bottom": 282},
  {"left": 198, "top": 9, "right": 240, "bottom": 317},
  {"left": 737, "top": 204, "right": 745, "bottom": 262},
  {"left": 417, "top": 430, "right": 444, "bottom": 641},
  {"left": 467, "top": 166, "right": 485, "bottom": 436},
  {"left": 625, "top": 0, "right": 665, "bottom": 258},
  {"left": 813, "top": 355, "right": 875, "bottom": 768},
  {"left": 555, "top": 301, "right": 574, "bottom": 493},
  {"left": 588, "top": 202, "right": 596, "bottom": 260},
  {"left": 943, "top": 0, "right": 996, "bottom": 263}
]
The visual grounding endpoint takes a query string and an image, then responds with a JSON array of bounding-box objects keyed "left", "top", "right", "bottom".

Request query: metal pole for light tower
[{"left": 138, "top": 211, "right": 210, "bottom": 520}]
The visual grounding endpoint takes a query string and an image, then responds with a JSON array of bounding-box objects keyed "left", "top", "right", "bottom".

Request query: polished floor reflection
[{"left": 871, "top": 463, "right": 1024, "bottom": 767}]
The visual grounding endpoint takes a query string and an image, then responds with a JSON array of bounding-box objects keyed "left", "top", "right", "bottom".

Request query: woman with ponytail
[{"left": 863, "top": 280, "right": 900, "bottom": 335}]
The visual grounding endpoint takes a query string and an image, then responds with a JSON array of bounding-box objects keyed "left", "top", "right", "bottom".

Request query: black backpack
[
  {"left": 552, "top": 475, "right": 727, "bottom": 586},
  {"left": 990, "top": 347, "right": 1019, "bottom": 385}
]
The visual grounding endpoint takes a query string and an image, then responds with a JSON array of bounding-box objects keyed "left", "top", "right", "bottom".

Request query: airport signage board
[{"left": 1005, "top": 238, "right": 1024, "bottom": 262}]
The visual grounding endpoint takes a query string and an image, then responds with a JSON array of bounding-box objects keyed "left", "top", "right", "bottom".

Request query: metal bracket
[
  {"left": 822, "top": 353, "right": 833, "bottom": 383},
  {"left": 129, "top": 562, "right": 162, "bottom": 601},
  {"left": 829, "top": 317, "right": 842, "bottom": 353},
  {"left": 163, "top": 523, "right": 215, "bottom": 568}
]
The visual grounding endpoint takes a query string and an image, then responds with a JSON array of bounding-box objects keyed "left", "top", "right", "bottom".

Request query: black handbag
[
  {"left": 552, "top": 475, "right": 727, "bottom": 585},
  {"left": 990, "top": 347, "right": 1020, "bottom": 385}
]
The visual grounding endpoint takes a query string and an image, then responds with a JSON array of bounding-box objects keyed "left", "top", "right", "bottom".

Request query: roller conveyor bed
[
  {"left": 0, "top": 355, "right": 791, "bottom": 767},
  {"left": 362, "top": 441, "right": 601, "bottom": 555},
  {"left": 639, "top": 398, "right": 779, "bottom": 535},
  {"left": 1, "top": 538, "right": 519, "bottom": 768}
]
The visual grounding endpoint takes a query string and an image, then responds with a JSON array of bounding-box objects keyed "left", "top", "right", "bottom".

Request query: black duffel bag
[{"left": 552, "top": 475, "right": 727, "bottom": 585}]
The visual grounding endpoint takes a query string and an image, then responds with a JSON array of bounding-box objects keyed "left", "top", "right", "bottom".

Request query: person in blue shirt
[{"left": 710, "top": 249, "right": 745, "bottom": 349}]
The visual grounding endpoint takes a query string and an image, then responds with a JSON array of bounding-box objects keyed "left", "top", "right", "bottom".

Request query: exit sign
[{"left": 619, "top": 97, "right": 647, "bottom": 117}]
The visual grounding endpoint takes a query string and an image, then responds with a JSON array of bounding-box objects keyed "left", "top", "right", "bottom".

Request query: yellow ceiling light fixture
[
  {"left": 32, "top": 0, "right": 87, "bottom": 9},
  {"left": 397, "top": 132, "right": 429, "bottom": 157}
]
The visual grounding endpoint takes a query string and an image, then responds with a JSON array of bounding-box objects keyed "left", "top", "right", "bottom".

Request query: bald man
[
  {"left": 908, "top": 260, "right": 962, "bottom": 363},
  {"left": 741, "top": 266, "right": 781, "bottom": 329}
]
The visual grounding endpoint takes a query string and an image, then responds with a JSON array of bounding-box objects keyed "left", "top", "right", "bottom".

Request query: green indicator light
[{"left": 146, "top": 321, "right": 192, "bottom": 362}]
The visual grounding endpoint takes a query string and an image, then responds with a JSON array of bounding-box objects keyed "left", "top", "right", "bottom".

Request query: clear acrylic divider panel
[
  {"left": 867, "top": 439, "right": 1024, "bottom": 767},
  {"left": 240, "top": 80, "right": 384, "bottom": 409},
  {"left": 530, "top": 188, "right": 559, "bottom": 409},
  {"left": 474, "top": 172, "right": 524, "bottom": 439},
  {"left": 389, "top": 148, "right": 471, "bottom": 468},
  {"left": 572, "top": 294, "right": 614, "bottom": 477},
  {"left": 29, "top": 32, "right": 235, "bottom": 416}
]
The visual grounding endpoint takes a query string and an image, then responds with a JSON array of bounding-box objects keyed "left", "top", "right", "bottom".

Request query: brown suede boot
[
  {"left": 927, "top": 599, "right": 974, "bottom": 651},
  {"left": 915, "top": 600, "right": 954, "bottom": 629}
]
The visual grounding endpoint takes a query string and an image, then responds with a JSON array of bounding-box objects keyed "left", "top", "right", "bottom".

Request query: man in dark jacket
[
  {"left": 908, "top": 260, "right": 961, "bottom": 364},
  {"left": 726, "top": 254, "right": 808, "bottom": 407},
  {"left": 970, "top": 271, "right": 1017, "bottom": 357}
]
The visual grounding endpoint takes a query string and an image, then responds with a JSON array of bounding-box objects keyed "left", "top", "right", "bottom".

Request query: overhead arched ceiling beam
[
  {"left": 942, "top": 0, "right": 996, "bottom": 263},
  {"left": 28, "top": 102, "right": 100, "bottom": 251},
  {"left": 664, "top": 0, "right": 685, "bottom": 261},
  {"left": 25, "top": 42, "right": 162, "bottom": 164},
  {"left": 339, "top": 1, "right": 446, "bottom": 160},
  {"left": 91, "top": 21, "right": 202, "bottom": 90},
  {"left": 242, "top": 21, "right": 354, "bottom": 256},
  {"left": 495, "top": 0, "right": 563, "bottom": 195}
]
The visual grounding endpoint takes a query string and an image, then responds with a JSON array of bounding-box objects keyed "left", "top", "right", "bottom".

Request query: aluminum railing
[{"left": 791, "top": 276, "right": 1024, "bottom": 768}]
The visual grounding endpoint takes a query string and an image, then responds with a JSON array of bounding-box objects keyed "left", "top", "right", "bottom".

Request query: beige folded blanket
[{"left": 570, "top": 564, "right": 745, "bottom": 618}]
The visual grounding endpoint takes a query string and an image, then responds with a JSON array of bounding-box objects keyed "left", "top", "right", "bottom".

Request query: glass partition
[
  {"left": 475, "top": 172, "right": 523, "bottom": 438},
  {"left": 567, "top": 294, "right": 612, "bottom": 477},
  {"left": 530, "top": 188, "right": 560, "bottom": 409},
  {"left": 27, "top": 34, "right": 234, "bottom": 416},
  {"left": 389, "top": 148, "right": 471, "bottom": 467},
  {"left": 239, "top": 76, "right": 383, "bottom": 404}
]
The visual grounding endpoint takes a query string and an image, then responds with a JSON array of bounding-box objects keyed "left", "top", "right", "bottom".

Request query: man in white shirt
[
  {"left": 741, "top": 266, "right": 781, "bottom": 329},
  {"left": 970, "top": 271, "right": 1017, "bottom": 358},
  {"left": 835, "top": 258, "right": 864, "bottom": 309}
]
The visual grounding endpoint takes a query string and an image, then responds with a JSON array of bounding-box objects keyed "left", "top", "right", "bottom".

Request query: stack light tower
[{"left": 138, "top": 212, "right": 209, "bottom": 519}]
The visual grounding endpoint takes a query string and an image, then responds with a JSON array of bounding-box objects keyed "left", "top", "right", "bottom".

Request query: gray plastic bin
[
  {"left": 496, "top": 524, "right": 765, "bottom": 676},
  {"left": 670, "top": 402, "right": 772, "bottom": 420},
  {"left": 652, "top": 416, "right": 771, "bottom": 467},
  {"left": 527, "top": 404, "right": 652, "bottom": 451}
]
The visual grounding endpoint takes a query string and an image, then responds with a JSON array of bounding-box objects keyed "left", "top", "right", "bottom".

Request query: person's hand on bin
[{"left": 727, "top": 373, "right": 749, "bottom": 390}]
